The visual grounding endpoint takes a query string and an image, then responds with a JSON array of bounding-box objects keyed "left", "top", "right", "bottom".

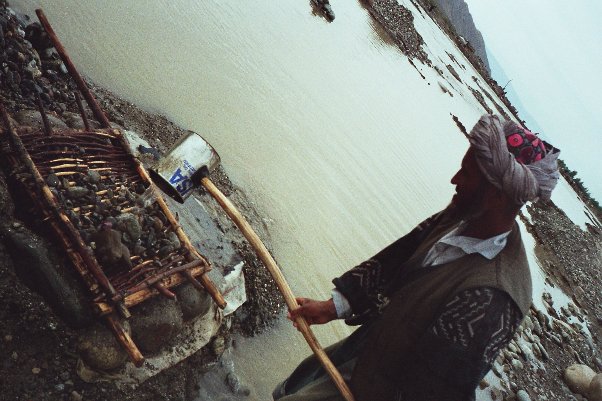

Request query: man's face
[{"left": 450, "top": 149, "right": 489, "bottom": 218}]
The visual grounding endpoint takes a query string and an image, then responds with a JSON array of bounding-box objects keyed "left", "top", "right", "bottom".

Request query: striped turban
[{"left": 468, "top": 114, "right": 560, "bottom": 205}]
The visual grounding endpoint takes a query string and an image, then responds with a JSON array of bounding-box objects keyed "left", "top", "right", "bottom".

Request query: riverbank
[
  {"left": 0, "top": 4, "right": 283, "bottom": 400},
  {"left": 1, "top": 2, "right": 601, "bottom": 401}
]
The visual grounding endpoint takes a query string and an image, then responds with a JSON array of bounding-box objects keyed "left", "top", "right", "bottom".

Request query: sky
[{"left": 463, "top": 0, "right": 602, "bottom": 201}]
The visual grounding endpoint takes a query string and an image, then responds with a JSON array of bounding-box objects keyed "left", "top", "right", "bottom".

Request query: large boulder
[
  {"left": 0, "top": 223, "right": 91, "bottom": 328},
  {"left": 564, "top": 364, "right": 596, "bottom": 396},
  {"left": 130, "top": 296, "right": 184, "bottom": 353},
  {"left": 589, "top": 373, "right": 602, "bottom": 401},
  {"left": 77, "top": 321, "right": 130, "bottom": 371},
  {"left": 14, "top": 109, "right": 68, "bottom": 130},
  {"left": 175, "top": 282, "right": 213, "bottom": 321}
]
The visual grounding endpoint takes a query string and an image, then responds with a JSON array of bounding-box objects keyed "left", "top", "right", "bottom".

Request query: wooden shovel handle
[{"left": 200, "top": 177, "right": 356, "bottom": 401}]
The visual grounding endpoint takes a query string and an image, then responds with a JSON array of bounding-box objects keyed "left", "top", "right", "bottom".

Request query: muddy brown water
[{"left": 12, "top": 1, "right": 598, "bottom": 399}]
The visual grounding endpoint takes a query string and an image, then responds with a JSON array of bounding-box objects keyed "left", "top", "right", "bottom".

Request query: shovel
[{"left": 150, "top": 132, "right": 356, "bottom": 401}]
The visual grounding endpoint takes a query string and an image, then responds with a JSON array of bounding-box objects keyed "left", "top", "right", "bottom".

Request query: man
[{"left": 273, "top": 114, "right": 560, "bottom": 401}]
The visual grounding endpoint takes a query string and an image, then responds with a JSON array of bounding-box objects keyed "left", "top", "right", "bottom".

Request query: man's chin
[{"left": 447, "top": 199, "right": 482, "bottom": 220}]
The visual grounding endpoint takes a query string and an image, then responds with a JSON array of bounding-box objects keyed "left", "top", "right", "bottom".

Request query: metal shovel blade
[{"left": 150, "top": 132, "right": 220, "bottom": 203}]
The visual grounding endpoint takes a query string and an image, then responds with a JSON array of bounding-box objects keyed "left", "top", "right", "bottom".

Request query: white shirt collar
[
  {"left": 422, "top": 222, "right": 512, "bottom": 267},
  {"left": 438, "top": 223, "right": 511, "bottom": 260}
]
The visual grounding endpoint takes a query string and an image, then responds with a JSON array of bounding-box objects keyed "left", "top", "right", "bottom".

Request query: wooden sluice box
[{"left": 0, "top": 106, "right": 226, "bottom": 367}]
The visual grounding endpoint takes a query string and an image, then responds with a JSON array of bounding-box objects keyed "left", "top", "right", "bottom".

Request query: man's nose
[{"left": 451, "top": 170, "right": 462, "bottom": 185}]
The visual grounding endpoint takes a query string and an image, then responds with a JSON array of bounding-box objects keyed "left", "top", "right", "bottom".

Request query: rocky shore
[
  {"left": 1, "top": 4, "right": 282, "bottom": 400},
  {"left": 1, "top": 2, "right": 601, "bottom": 401}
]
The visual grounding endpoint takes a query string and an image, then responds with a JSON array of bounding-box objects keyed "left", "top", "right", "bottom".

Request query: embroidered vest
[{"left": 350, "top": 215, "right": 532, "bottom": 401}]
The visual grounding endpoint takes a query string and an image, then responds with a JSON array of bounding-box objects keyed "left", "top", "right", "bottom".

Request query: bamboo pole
[
  {"left": 36, "top": 9, "right": 112, "bottom": 128},
  {"left": 36, "top": 94, "right": 52, "bottom": 137},
  {"left": 111, "top": 259, "right": 205, "bottom": 302},
  {"left": 201, "top": 177, "right": 356, "bottom": 401},
  {"left": 105, "top": 314, "right": 144, "bottom": 367},
  {"left": 74, "top": 91, "right": 91, "bottom": 131}
]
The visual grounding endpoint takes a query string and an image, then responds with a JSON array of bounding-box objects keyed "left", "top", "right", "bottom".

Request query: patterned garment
[
  {"left": 505, "top": 126, "right": 547, "bottom": 164},
  {"left": 333, "top": 210, "right": 447, "bottom": 321},
  {"left": 398, "top": 287, "right": 522, "bottom": 400},
  {"left": 332, "top": 209, "right": 525, "bottom": 399},
  {"left": 429, "top": 287, "right": 521, "bottom": 366}
]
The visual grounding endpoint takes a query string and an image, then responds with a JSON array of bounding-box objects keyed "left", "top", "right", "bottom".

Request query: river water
[{"left": 12, "top": 0, "right": 597, "bottom": 399}]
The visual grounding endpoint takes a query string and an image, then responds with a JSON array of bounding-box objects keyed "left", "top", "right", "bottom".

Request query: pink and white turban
[{"left": 468, "top": 114, "right": 560, "bottom": 205}]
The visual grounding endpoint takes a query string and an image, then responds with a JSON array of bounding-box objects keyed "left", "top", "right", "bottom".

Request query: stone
[
  {"left": 511, "top": 359, "right": 523, "bottom": 370},
  {"left": 67, "top": 186, "right": 89, "bottom": 199},
  {"left": 589, "top": 373, "right": 602, "bottom": 401},
  {"left": 211, "top": 335, "right": 226, "bottom": 356},
  {"left": 62, "top": 111, "right": 100, "bottom": 130},
  {"left": 152, "top": 216, "right": 164, "bottom": 231},
  {"left": 490, "top": 387, "right": 502, "bottom": 400},
  {"left": 0, "top": 224, "right": 91, "bottom": 327},
  {"left": 158, "top": 244, "right": 174, "bottom": 258},
  {"left": 116, "top": 213, "right": 141, "bottom": 242},
  {"left": 564, "top": 364, "right": 596, "bottom": 396},
  {"left": 226, "top": 372, "right": 251, "bottom": 396},
  {"left": 516, "top": 389, "right": 531, "bottom": 401},
  {"left": 87, "top": 170, "right": 101, "bottom": 184},
  {"left": 167, "top": 231, "right": 181, "bottom": 249},
  {"left": 46, "top": 173, "right": 60, "bottom": 187},
  {"left": 130, "top": 296, "right": 184, "bottom": 353},
  {"left": 32, "top": 367, "right": 41, "bottom": 374},
  {"left": 14, "top": 109, "right": 68, "bottom": 130},
  {"left": 175, "top": 283, "right": 213, "bottom": 321},
  {"left": 70, "top": 390, "right": 83, "bottom": 401},
  {"left": 77, "top": 321, "right": 129, "bottom": 371}
]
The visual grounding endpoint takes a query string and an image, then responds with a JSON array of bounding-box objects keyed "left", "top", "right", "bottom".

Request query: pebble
[
  {"left": 152, "top": 216, "right": 164, "bottom": 231},
  {"left": 46, "top": 173, "right": 59, "bottom": 187},
  {"left": 511, "top": 359, "right": 523, "bottom": 370},
  {"left": 212, "top": 336, "right": 226, "bottom": 355},
  {"left": 516, "top": 389, "right": 531, "bottom": 401},
  {"left": 70, "top": 390, "right": 83, "bottom": 401},
  {"left": 226, "top": 372, "right": 251, "bottom": 396},
  {"left": 67, "top": 186, "right": 89, "bottom": 199},
  {"left": 116, "top": 212, "right": 141, "bottom": 241},
  {"left": 4, "top": 334, "right": 13, "bottom": 342},
  {"left": 490, "top": 387, "right": 502, "bottom": 400},
  {"left": 87, "top": 170, "right": 101, "bottom": 183},
  {"left": 167, "top": 231, "right": 181, "bottom": 248},
  {"left": 32, "top": 367, "right": 41, "bottom": 374},
  {"left": 12, "top": 221, "right": 21, "bottom": 228}
]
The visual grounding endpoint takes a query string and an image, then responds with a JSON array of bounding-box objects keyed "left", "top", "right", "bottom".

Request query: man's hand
[{"left": 287, "top": 297, "right": 337, "bottom": 329}]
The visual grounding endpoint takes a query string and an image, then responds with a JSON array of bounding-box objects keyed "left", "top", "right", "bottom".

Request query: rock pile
[
  {"left": 368, "top": 0, "right": 431, "bottom": 66},
  {"left": 47, "top": 168, "right": 183, "bottom": 268},
  {"left": 0, "top": 6, "right": 77, "bottom": 115}
]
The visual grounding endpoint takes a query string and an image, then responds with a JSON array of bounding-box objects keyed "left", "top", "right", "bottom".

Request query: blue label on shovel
[{"left": 169, "top": 160, "right": 196, "bottom": 197}]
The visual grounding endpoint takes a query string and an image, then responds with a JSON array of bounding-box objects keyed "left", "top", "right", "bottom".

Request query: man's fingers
[{"left": 295, "top": 297, "right": 309, "bottom": 306}]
